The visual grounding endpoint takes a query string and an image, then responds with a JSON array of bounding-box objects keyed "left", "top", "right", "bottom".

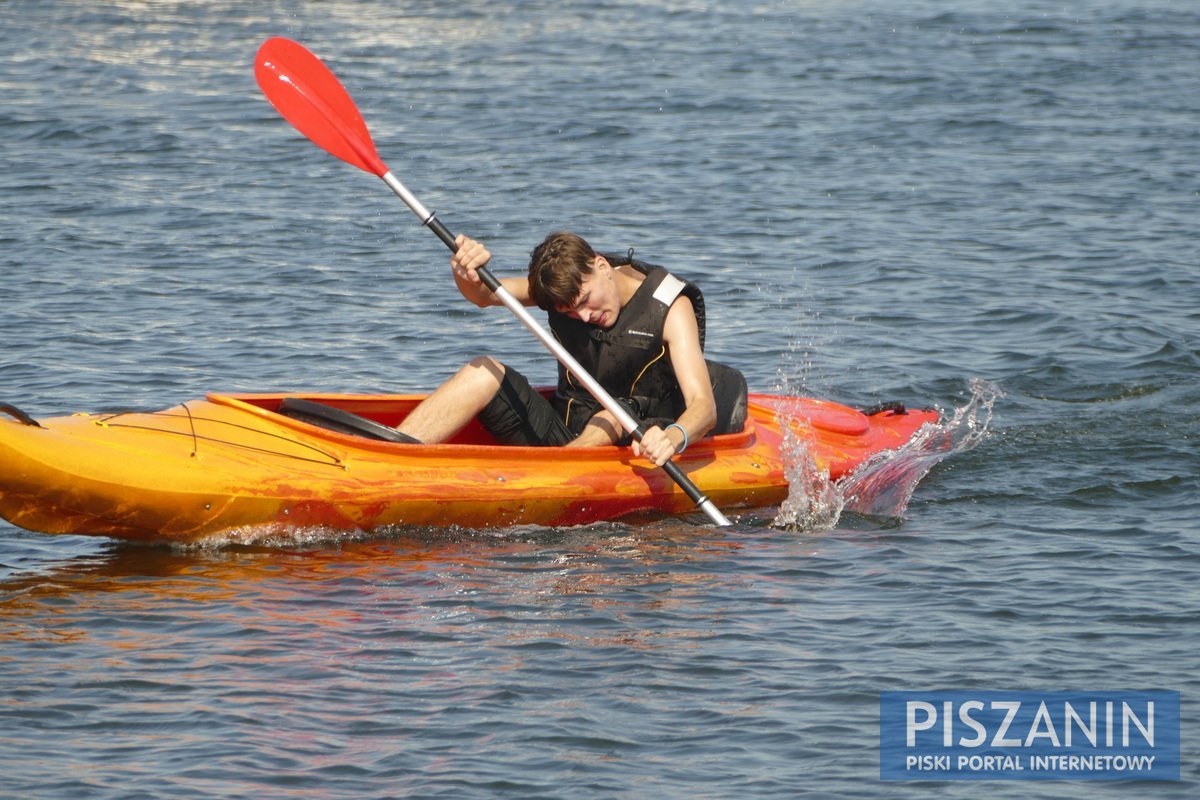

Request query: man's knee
[
  {"left": 457, "top": 356, "right": 506, "bottom": 388},
  {"left": 465, "top": 355, "right": 501, "bottom": 370},
  {"left": 439, "top": 357, "right": 507, "bottom": 410}
]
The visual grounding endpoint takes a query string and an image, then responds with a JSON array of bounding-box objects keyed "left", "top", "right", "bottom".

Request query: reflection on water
[
  {"left": 0, "top": 521, "right": 797, "bottom": 651},
  {"left": 0, "top": 519, "right": 841, "bottom": 799}
]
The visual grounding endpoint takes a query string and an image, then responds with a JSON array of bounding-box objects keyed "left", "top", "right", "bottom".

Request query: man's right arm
[{"left": 450, "top": 235, "right": 534, "bottom": 308}]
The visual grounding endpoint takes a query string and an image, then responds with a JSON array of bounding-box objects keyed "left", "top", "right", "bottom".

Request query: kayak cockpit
[
  {"left": 211, "top": 392, "right": 502, "bottom": 446},
  {"left": 208, "top": 391, "right": 762, "bottom": 452}
]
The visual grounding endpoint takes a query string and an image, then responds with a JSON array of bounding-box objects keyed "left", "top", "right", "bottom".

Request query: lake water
[{"left": 2, "top": 1, "right": 1197, "bottom": 797}]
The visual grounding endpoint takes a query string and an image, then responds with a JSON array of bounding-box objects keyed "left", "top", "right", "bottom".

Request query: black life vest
[{"left": 548, "top": 253, "right": 706, "bottom": 435}]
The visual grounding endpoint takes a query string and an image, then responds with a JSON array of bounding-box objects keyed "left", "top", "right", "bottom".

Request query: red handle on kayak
[{"left": 254, "top": 37, "right": 732, "bottom": 527}]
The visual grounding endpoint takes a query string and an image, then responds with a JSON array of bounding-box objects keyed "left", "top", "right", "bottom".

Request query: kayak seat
[
  {"left": 277, "top": 398, "right": 421, "bottom": 444},
  {"left": 708, "top": 361, "right": 748, "bottom": 436}
]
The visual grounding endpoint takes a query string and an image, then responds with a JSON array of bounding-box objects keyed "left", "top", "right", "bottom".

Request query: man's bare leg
[{"left": 396, "top": 356, "right": 506, "bottom": 444}]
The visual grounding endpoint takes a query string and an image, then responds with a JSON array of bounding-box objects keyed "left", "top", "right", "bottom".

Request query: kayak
[{"left": 0, "top": 391, "right": 937, "bottom": 543}]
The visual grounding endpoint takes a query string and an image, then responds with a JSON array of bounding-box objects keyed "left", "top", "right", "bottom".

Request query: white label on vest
[{"left": 652, "top": 274, "right": 686, "bottom": 307}]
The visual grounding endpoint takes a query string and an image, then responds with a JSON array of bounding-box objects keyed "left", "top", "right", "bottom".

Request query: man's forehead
[{"left": 557, "top": 278, "right": 593, "bottom": 313}]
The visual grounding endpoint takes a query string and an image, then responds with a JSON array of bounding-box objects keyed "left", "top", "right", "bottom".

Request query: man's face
[{"left": 557, "top": 259, "right": 619, "bottom": 328}]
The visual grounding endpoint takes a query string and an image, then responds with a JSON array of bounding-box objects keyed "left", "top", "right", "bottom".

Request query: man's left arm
[{"left": 632, "top": 296, "right": 716, "bottom": 466}]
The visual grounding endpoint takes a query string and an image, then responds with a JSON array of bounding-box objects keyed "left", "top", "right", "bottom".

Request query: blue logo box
[{"left": 880, "top": 690, "right": 1180, "bottom": 781}]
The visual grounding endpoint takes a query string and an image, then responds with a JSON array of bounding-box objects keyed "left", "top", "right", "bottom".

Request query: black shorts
[
  {"left": 478, "top": 366, "right": 573, "bottom": 447},
  {"left": 478, "top": 361, "right": 748, "bottom": 447}
]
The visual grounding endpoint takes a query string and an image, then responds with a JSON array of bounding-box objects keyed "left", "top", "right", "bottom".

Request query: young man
[{"left": 395, "top": 232, "right": 744, "bottom": 467}]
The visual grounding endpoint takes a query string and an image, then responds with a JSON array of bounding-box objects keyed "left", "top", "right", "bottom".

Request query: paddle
[{"left": 254, "top": 36, "right": 731, "bottom": 527}]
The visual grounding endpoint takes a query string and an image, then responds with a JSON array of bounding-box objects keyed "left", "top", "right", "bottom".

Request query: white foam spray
[{"left": 773, "top": 378, "right": 1001, "bottom": 530}]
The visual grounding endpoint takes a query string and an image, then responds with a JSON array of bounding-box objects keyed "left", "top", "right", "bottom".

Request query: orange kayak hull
[{"left": 0, "top": 392, "right": 937, "bottom": 543}]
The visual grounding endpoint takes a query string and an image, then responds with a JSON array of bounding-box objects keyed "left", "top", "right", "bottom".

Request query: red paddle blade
[{"left": 255, "top": 37, "right": 388, "bottom": 176}]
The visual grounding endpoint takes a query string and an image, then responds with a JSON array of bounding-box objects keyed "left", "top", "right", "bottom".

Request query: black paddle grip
[
  {"left": 425, "top": 215, "right": 457, "bottom": 251},
  {"left": 663, "top": 461, "right": 708, "bottom": 506},
  {"left": 631, "top": 423, "right": 707, "bottom": 505},
  {"left": 426, "top": 215, "right": 500, "bottom": 292}
]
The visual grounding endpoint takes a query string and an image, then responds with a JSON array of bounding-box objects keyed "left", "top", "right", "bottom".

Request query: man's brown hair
[{"left": 527, "top": 232, "right": 597, "bottom": 311}]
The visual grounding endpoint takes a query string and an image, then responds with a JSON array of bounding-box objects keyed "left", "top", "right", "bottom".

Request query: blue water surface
[{"left": 2, "top": 1, "right": 1197, "bottom": 797}]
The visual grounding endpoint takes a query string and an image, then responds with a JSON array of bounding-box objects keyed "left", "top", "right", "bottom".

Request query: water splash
[
  {"left": 773, "top": 414, "right": 846, "bottom": 531},
  {"left": 773, "top": 379, "right": 1002, "bottom": 530}
]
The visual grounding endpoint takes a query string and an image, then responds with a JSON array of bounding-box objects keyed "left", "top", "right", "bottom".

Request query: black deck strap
[
  {"left": 277, "top": 398, "right": 420, "bottom": 444},
  {"left": 0, "top": 402, "right": 42, "bottom": 428},
  {"left": 862, "top": 401, "right": 908, "bottom": 416}
]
